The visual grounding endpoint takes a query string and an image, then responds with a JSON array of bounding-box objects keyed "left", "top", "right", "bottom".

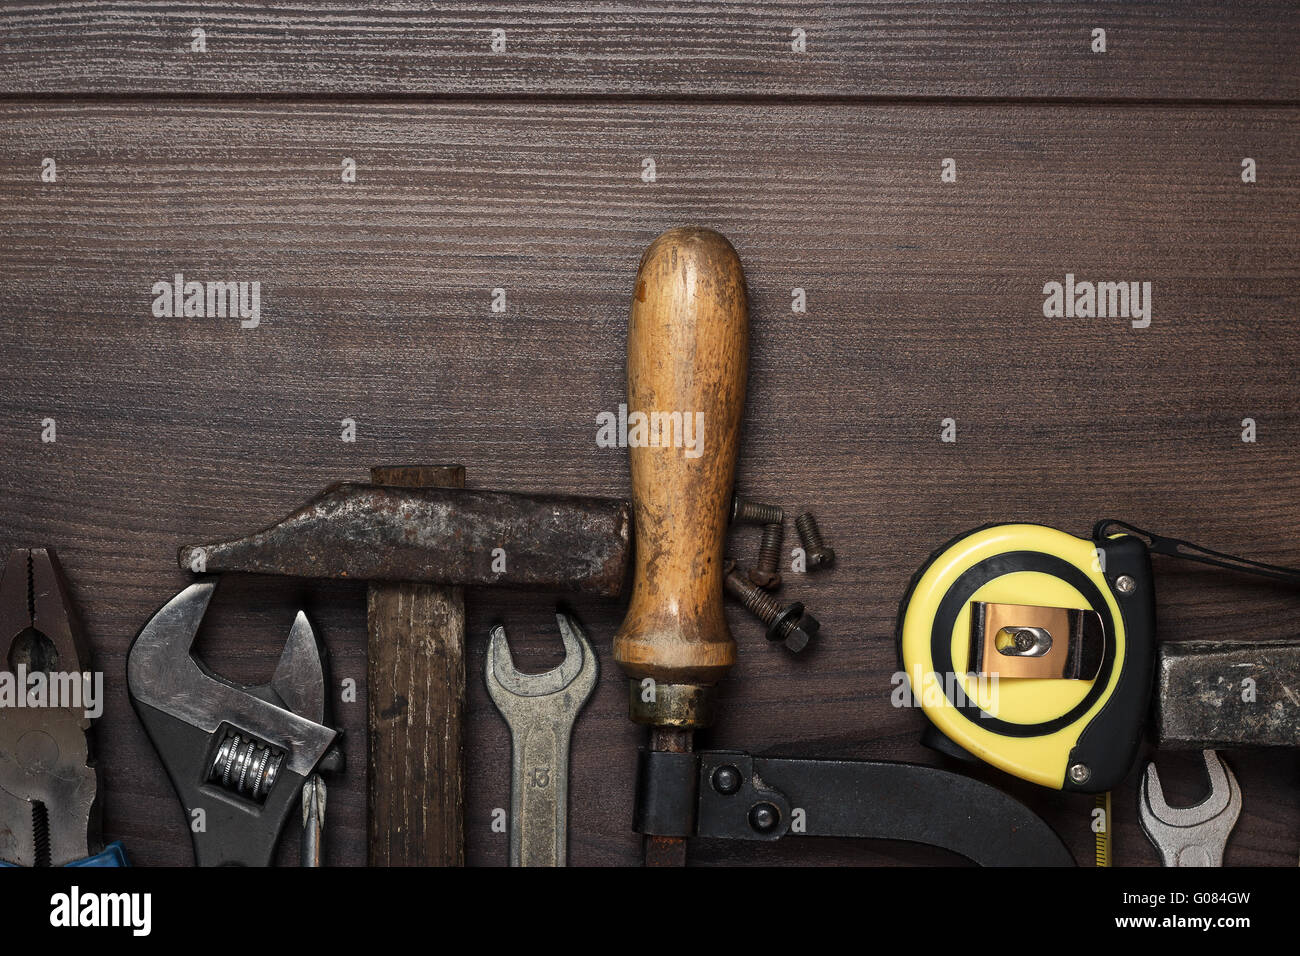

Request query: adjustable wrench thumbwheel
[
  {"left": 485, "top": 611, "right": 599, "bottom": 867},
  {"left": 1139, "top": 750, "right": 1241, "bottom": 867}
]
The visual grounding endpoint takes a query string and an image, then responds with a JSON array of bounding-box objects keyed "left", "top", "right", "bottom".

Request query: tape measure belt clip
[{"left": 970, "top": 601, "right": 1105, "bottom": 680}]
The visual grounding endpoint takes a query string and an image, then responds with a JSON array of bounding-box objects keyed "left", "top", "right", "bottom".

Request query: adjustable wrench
[
  {"left": 1139, "top": 750, "right": 1241, "bottom": 867},
  {"left": 126, "top": 580, "right": 342, "bottom": 866},
  {"left": 485, "top": 611, "right": 598, "bottom": 867}
]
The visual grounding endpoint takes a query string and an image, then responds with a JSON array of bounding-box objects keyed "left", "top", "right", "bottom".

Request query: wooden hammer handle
[
  {"left": 613, "top": 228, "right": 749, "bottom": 707},
  {"left": 366, "top": 464, "right": 466, "bottom": 866}
]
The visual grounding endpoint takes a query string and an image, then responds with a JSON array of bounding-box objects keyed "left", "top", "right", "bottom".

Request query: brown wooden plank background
[
  {"left": 0, "top": 2, "right": 1297, "bottom": 100},
  {"left": 1, "top": 5, "right": 1298, "bottom": 868}
]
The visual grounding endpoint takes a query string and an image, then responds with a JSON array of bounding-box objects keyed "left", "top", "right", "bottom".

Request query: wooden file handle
[{"left": 613, "top": 227, "right": 749, "bottom": 724}]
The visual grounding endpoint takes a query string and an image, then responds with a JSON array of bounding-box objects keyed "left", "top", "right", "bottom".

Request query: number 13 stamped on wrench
[{"left": 485, "top": 611, "right": 598, "bottom": 867}]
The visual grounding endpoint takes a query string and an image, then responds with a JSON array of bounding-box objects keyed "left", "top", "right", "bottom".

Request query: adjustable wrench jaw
[{"left": 127, "top": 580, "right": 341, "bottom": 866}]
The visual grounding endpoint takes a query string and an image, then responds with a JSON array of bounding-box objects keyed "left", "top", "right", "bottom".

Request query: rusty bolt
[
  {"left": 748, "top": 521, "right": 784, "bottom": 590},
  {"left": 723, "top": 561, "right": 819, "bottom": 654},
  {"left": 795, "top": 512, "right": 835, "bottom": 569},
  {"left": 730, "top": 494, "right": 783, "bottom": 526}
]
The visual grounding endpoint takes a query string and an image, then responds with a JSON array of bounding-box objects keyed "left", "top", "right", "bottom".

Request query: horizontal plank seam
[{"left": 0, "top": 93, "right": 1296, "bottom": 108}]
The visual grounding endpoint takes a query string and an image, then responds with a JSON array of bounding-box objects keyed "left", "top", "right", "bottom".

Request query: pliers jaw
[
  {"left": 0, "top": 548, "right": 107, "bottom": 867},
  {"left": 0, "top": 548, "right": 91, "bottom": 682}
]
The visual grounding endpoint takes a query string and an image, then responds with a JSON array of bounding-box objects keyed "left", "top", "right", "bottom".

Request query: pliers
[{"left": 0, "top": 548, "right": 126, "bottom": 866}]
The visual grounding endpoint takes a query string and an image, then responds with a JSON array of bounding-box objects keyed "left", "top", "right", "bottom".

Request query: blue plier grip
[
  {"left": 0, "top": 841, "right": 129, "bottom": 867},
  {"left": 66, "top": 842, "right": 130, "bottom": 867}
]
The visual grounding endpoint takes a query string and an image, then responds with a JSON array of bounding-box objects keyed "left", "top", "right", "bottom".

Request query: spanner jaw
[{"left": 1138, "top": 750, "right": 1242, "bottom": 867}]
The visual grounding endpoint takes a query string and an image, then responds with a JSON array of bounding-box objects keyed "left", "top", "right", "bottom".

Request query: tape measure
[
  {"left": 1094, "top": 792, "right": 1112, "bottom": 867},
  {"left": 897, "top": 522, "right": 1156, "bottom": 792},
  {"left": 899, "top": 519, "right": 1300, "bottom": 792}
]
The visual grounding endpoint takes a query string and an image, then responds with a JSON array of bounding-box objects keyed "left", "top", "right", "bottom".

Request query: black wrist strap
[{"left": 1094, "top": 519, "right": 1300, "bottom": 587}]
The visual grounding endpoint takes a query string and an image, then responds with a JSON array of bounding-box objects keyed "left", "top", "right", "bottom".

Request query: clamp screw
[
  {"left": 748, "top": 522, "right": 784, "bottom": 590},
  {"left": 711, "top": 765, "right": 742, "bottom": 795},
  {"left": 723, "top": 561, "right": 819, "bottom": 653},
  {"left": 748, "top": 802, "right": 780, "bottom": 833},
  {"left": 1068, "top": 763, "right": 1092, "bottom": 785},
  {"left": 1115, "top": 575, "right": 1136, "bottom": 594},
  {"left": 731, "top": 494, "right": 783, "bottom": 526},
  {"left": 795, "top": 512, "right": 835, "bottom": 569}
]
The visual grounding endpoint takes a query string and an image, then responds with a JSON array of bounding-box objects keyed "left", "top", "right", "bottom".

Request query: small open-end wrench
[
  {"left": 1139, "top": 750, "right": 1241, "bottom": 867},
  {"left": 485, "top": 611, "right": 598, "bottom": 867}
]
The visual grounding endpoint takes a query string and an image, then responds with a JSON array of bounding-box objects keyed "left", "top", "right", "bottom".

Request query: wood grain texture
[
  {"left": 366, "top": 463, "right": 466, "bottom": 866},
  {"left": 0, "top": 101, "right": 1297, "bottom": 866},
  {"left": 0, "top": 2, "right": 1297, "bottom": 101}
]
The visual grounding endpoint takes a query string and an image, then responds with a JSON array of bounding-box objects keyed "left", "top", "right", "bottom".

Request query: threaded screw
[
  {"left": 731, "top": 494, "right": 783, "bottom": 526},
  {"left": 795, "top": 512, "right": 835, "bottom": 569},
  {"left": 748, "top": 522, "right": 783, "bottom": 589},
  {"left": 725, "top": 561, "right": 783, "bottom": 621},
  {"left": 723, "top": 561, "right": 819, "bottom": 653}
]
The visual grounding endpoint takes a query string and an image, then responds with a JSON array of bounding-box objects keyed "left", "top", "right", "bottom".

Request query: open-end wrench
[
  {"left": 1138, "top": 750, "right": 1241, "bottom": 867},
  {"left": 485, "top": 611, "right": 598, "bottom": 867}
]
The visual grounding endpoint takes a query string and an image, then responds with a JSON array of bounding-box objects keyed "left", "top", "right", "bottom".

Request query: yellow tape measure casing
[{"left": 897, "top": 523, "right": 1155, "bottom": 792}]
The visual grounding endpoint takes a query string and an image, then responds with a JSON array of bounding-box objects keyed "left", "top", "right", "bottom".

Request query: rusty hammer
[{"left": 179, "top": 467, "right": 630, "bottom": 866}]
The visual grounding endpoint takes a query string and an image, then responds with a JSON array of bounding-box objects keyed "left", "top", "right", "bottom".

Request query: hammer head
[{"left": 179, "top": 483, "right": 632, "bottom": 596}]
